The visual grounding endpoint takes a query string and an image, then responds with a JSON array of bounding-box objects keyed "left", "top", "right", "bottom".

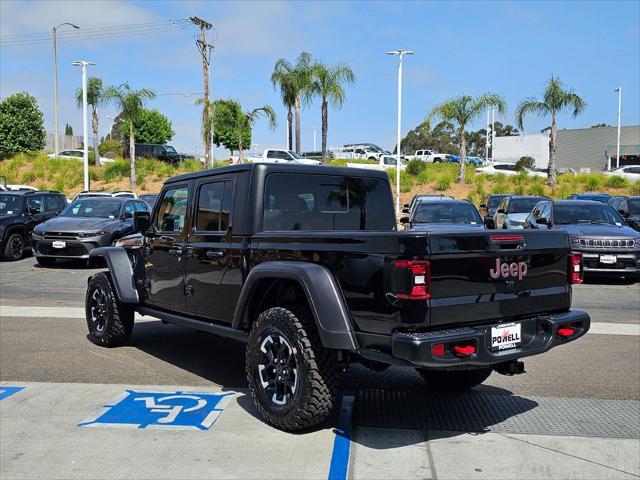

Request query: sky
[{"left": 1, "top": 0, "right": 639, "bottom": 157}]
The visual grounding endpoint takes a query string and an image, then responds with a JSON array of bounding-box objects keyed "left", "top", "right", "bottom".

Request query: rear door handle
[{"left": 205, "top": 250, "right": 224, "bottom": 259}]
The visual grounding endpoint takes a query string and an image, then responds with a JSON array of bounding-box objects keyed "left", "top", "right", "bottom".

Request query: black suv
[
  {"left": 125, "top": 143, "right": 189, "bottom": 164},
  {"left": 609, "top": 196, "right": 640, "bottom": 232},
  {"left": 0, "top": 190, "right": 67, "bottom": 261},
  {"left": 525, "top": 199, "right": 640, "bottom": 278},
  {"left": 85, "top": 163, "right": 589, "bottom": 431}
]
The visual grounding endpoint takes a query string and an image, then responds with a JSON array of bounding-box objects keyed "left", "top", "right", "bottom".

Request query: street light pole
[
  {"left": 615, "top": 86, "right": 622, "bottom": 169},
  {"left": 313, "top": 127, "right": 317, "bottom": 151},
  {"left": 52, "top": 22, "right": 79, "bottom": 157},
  {"left": 387, "top": 49, "right": 414, "bottom": 214},
  {"left": 73, "top": 60, "right": 95, "bottom": 192},
  {"left": 105, "top": 115, "right": 113, "bottom": 140}
]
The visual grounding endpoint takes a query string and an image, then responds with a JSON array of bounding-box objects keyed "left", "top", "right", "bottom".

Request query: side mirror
[
  {"left": 497, "top": 208, "right": 506, "bottom": 214},
  {"left": 402, "top": 207, "right": 410, "bottom": 214},
  {"left": 618, "top": 209, "right": 629, "bottom": 217},
  {"left": 133, "top": 211, "right": 151, "bottom": 233},
  {"left": 480, "top": 203, "right": 487, "bottom": 209},
  {"left": 537, "top": 217, "right": 549, "bottom": 225},
  {"left": 403, "top": 203, "right": 409, "bottom": 208},
  {"left": 123, "top": 211, "right": 133, "bottom": 219},
  {"left": 399, "top": 216, "right": 410, "bottom": 224}
]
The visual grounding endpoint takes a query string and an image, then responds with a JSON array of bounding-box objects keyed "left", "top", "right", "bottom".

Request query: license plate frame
[
  {"left": 52, "top": 240, "right": 66, "bottom": 249},
  {"left": 490, "top": 322, "right": 522, "bottom": 351},
  {"left": 599, "top": 254, "right": 617, "bottom": 264}
]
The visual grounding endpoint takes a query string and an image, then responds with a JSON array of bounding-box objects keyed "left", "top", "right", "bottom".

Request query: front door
[
  {"left": 185, "top": 178, "right": 234, "bottom": 320},
  {"left": 145, "top": 184, "right": 191, "bottom": 313}
]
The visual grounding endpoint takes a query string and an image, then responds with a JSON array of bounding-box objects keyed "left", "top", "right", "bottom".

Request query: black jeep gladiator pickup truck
[{"left": 85, "top": 163, "right": 590, "bottom": 431}]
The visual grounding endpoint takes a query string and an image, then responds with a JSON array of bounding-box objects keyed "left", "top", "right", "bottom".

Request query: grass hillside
[{"left": 1, "top": 153, "right": 638, "bottom": 204}]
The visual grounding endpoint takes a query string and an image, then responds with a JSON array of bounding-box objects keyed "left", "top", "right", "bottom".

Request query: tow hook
[{"left": 494, "top": 360, "right": 526, "bottom": 376}]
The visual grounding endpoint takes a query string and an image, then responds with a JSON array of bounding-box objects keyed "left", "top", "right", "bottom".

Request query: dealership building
[{"left": 493, "top": 125, "right": 640, "bottom": 171}]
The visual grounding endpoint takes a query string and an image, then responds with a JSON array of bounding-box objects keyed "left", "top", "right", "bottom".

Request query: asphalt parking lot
[{"left": 1, "top": 256, "right": 639, "bottom": 479}]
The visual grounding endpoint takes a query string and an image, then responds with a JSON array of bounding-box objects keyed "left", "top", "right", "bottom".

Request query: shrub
[
  {"left": 464, "top": 165, "right": 475, "bottom": 184},
  {"left": 99, "top": 139, "right": 123, "bottom": 158},
  {"left": 178, "top": 159, "right": 205, "bottom": 173},
  {"left": 491, "top": 183, "right": 509, "bottom": 194},
  {"left": 604, "top": 175, "right": 628, "bottom": 188},
  {"left": 513, "top": 185, "right": 525, "bottom": 195},
  {"left": 515, "top": 156, "right": 536, "bottom": 171},
  {"left": 528, "top": 184, "right": 545, "bottom": 196},
  {"left": 583, "top": 175, "right": 602, "bottom": 192},
  {"left": 102, "top": 159, "right": 130, "bottom": 183},
  {"left": 629, "top": 182, "right": 640, "bottom": 196},
  {"left": 435, "top": 175, "right": 452, "bottom": 191},
  {"left": 406, "top": 159, "right": 427, "bottom": 176},
  {"left": 416, "top": 169, "right": 432, "bottom": 185},
  {"left": 20, "top": 171, "right": 36, "bottom": 183}
]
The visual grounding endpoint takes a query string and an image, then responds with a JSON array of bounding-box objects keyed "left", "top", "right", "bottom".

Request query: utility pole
[{"left": 189, "top": 16, "right": 214, "bottom": 168}]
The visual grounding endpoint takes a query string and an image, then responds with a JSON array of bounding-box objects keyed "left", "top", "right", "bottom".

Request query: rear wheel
[
  {"left": 36, "top": 257, "right": 56, "bottom": 267},
  {"left": 2, "top": 232, "right": 24, "bottom": 261},
  {"left": 417, "top": 367, "right": 492, "bottom": 391},
  {"left": 246, "top": 306, "right": 337, "bottom": 431},
  {"left": 85, "top": 272, "right": 133, "bottom": 347}
]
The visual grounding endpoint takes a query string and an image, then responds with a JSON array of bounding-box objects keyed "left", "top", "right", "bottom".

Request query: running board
[{"left": 137, "top": 306, "right": 248, "bottom": 342}]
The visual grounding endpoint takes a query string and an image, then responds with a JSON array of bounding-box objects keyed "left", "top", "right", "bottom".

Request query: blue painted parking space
[
  {"left": 79, "top": 389, "right": 234, "bottom": 430},
  {"left": 0, "top": 386, "right": 24, "bottom": 400}
]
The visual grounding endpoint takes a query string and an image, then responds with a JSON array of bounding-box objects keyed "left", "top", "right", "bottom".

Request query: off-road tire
[
  {"left": 418, "top": 367, "right": 492, "bottom": 391},
  {"left": 36, "top": 257, "right": 56, "bottom": 267},
  {"left": 246, "top": 306, "right": 338, "bottom": 431},
  {"left": 85, "top": 272, "right": 134, "bottom": 347},
  {"left": 2, "top": 232, "right": 24, "bottom": 261}
]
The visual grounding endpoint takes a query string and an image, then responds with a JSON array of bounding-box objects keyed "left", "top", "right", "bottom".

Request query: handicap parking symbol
[
  {"left": 0, "top": 386, "right": 24, "bottom": 401},
  {"left": 79, "top": 389, "right": 234, "bottom": 430}
]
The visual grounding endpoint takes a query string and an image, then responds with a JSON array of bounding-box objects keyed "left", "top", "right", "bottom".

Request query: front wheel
[
  {"left": 2, "top": 232, "right": 24, "bottom": 261},
  {"left": 417, "top": 367, "right": 492, "bottom": 391},
  {"left": 85, "top": 272, "right": 134, "bottom": 347},
  {"left": 246, "top": 306, "right": 338, "bottom": 431}
]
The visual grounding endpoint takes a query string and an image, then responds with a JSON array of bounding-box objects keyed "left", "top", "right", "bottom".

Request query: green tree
[
  {"left": 271, "top": 63, "right": 296, "bottom": 151},
  {"left": 65, "top": 123, "right": 73, "bottom": 136},
  {"left": 427, "top": 93, "right": 506, "bottom": 183},
  {"left": 76, "top": 77, "right": 105, "bottom": 166},
  {"left": 271, "top": 52, "right": 313, "bottom": 153},
  {"left": 0, "top": 92, "right": 46, "bottom": 160},
  {"left": 310, "top": 61, "right": 355, "bottom": 162},
  {"left": 492, "top": 121, "right": 519, "bottom": 137},
  {"left": 400, "top": 120, "right": 458, "bottom": 155},
  {"left": 210, "top": 99, "right": 251, "bottom": 156},
  {"left": 121, "top": 108, "right": 174, "bottom": 145},
  {"left": 237, "top": 105, "right": 277, "bottom": 163},
  {"left": 103, "top": 83, "right": 155, "bottom": 187},
  {"left": 515, "top": 76, "right": 586, "bottom": 185}
]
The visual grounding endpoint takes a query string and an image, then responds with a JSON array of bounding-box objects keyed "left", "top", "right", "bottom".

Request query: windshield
[
  {"left": 0, "top": 194, "right": 24, "bottom": 215},
  {"left": 509, "top": 197, "right": 547, "bottom": 214},
  {"left": 413, "top": 203, "right": 482, "bottom": 224},
  {"left": 628, "top": 199, "right": 640, "bottom": 214},
  {"left": 553, "top": 204, "right": 625, "bottom": 225},
  {"left": 488, "top": 196, "right": 506, "bottom": 209},
  {"left": 164, "top": 146, "right": 177, "bottom": 154},
  {"left": 61, "top": 199, "right": 122, "bottom": 218}
]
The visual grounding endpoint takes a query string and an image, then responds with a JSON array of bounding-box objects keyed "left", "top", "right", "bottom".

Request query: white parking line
[{"left": 1, "top": 305, "right": 638, "bottom": 336}]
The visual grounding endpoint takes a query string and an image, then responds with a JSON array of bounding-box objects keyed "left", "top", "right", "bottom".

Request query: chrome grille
[{"left": 578, "top": 238, "right": 635, "bottom": 248}]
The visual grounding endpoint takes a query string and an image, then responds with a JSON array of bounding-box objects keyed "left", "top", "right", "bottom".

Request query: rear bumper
[{"left": 383, "top": 310, "right": 590, "bottom": 368}]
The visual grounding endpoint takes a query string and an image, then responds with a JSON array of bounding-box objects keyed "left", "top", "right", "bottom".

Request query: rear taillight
[
  {"left": 393, "top": 260, "right": 430, "bottom": 300},
  {"left": 568, "top": 252, "right": 583, "bottom": 284}
]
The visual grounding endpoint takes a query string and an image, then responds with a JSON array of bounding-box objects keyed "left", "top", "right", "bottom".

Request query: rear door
[
  {"left": 145, "top": 184, "right": 191, "bottom": 313},
  {"left": 424, "top": 230, "right": 571, "bottom": 327},
  {"left": 185, "top": 176, "right": 234, "bottom": 320}
]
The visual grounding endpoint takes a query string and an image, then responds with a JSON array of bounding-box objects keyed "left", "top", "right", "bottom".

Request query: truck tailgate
[{"left": 423, "top": 231, "right": 572, "bottom": 327}]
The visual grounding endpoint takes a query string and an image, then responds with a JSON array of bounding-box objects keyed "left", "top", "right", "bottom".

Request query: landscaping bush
[
  {"left": 528, "top": 184, "right": 545, "bottom": 196},
  {"left": 102, "top": 159, "right": 130, "bottom": 183},
  {"left": 513, "top": 185, "right": 525, "bottom": 195},
  {"left": 583, "top": 175, "right": 603, "bottom": 192},
  {"left": 435, "top": 175, "right": 452, "bottom": 191},
  {"left": 99, "top": 139, "right": 123, "bottom": 158},
  {"left": 406, "top": 159, "right": 427, "bottom": 176},
  {"left": 604, "top": 175, "right": 628, "bottom": 188},
  {"left": 629, "top": 182, "right": 640, "bottom": 196},
  {"left": 491, "top": 183, "right": 509, "bottom": 194}
]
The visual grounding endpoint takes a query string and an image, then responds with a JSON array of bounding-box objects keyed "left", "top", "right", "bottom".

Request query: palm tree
[
  {"left": 103, "top": 83, "right": 155, "bottom": 187},
  {"left": 237, "top": 105, "right": 277, "bottom": 163},
  {"left": 271, "top": 64, "right": 296, "bottom": 151},
  {"left": 515, "top": 76, "right": 586, "bottom": 185},
  {"left": 310, "top": 62, "right": 355, "bottom": 162},
  {"left": 76, "top": 77, "right": 105, "bottom": 166},
  {"left": 195, "top": 97, "right": 216, "bottom": 168},
  {"left": 427, "top": 93, "right": 506, "bottom": 183},
  {"left": 271, "top": 52, "right": 313, "bottom": 153}
]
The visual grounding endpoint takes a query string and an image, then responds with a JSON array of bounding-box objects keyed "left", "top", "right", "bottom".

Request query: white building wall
[{"left": 493, "top": 134, "right": 549, "bottom": 169}]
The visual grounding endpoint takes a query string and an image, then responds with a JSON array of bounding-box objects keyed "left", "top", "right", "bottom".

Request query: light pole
[
  {"left": 387, "top": 49, "right": 414, "bottom": 214},
  {"left": 313, "top": 127, "right": 317, "bottom": 151},
  {"left": 52, "top": 22, "right": 79, "bottom": 157},
  {"left": 485, "top": 108, "right": 490, "bottom": 161},
  {"left": 615, "top": 86, "right": 622, "bottom": 169},
  {"left": 105, "top": 115, "right": 114, "bottom": 140},
  {"left": 73, "top": 60, "right": 95, "bottom": 192}
]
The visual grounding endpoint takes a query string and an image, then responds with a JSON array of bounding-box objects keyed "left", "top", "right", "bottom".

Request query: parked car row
[{"left": 0, "top": 189, "right": 160, "bottom": 262}]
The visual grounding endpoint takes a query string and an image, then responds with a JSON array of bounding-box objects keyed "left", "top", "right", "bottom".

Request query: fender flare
[
  {"left": 88, "top": 247, "right": 139, "bottom": 303},
  {"left": 232, "top": 261, "right": 358, "bottom": 351}
]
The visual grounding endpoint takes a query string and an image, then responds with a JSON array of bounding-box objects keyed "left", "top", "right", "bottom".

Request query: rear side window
[
  {"left": 263, "top": 173, "right": 395, "bottom": 231},
  {"left": 45, "top": 195, "right": 65, "bottom": 212},
  {"left": 195, "top": 180, "right": 232, "bottom": 232}
]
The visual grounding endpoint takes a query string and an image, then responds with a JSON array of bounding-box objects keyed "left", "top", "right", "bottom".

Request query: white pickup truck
[
  {"left": 244, "top": 149, "right": 322, "bottom": 166},
  {"left": 408, "top": 149, "right": 450, "bottom": 163}
]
